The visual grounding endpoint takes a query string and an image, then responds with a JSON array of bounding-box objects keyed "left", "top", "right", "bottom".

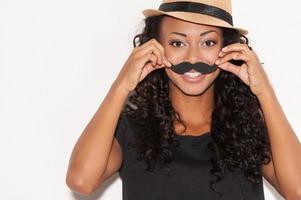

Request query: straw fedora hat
[{"left": 142, "top": 0, "right": 248, "bottom": 35}]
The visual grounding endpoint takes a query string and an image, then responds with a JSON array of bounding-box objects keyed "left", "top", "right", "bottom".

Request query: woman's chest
[{"left": 118, "top": 141, "right": 265, "bottom": 200}]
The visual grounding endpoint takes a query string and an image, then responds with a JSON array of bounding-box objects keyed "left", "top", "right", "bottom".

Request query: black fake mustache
[
  {"left": 169, "top": 60, "right": 245, "bottom": 74},
  {"left": 169, "top": 61, "right": 218, "bottom": 74}
]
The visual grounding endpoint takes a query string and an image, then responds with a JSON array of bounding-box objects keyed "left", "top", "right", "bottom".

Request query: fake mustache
[
  {"left": 169, "top": 60, "right": 245, "bottom": 75},
  {"left": 169, "top": 61, "right": 218, "bottom": 74}
]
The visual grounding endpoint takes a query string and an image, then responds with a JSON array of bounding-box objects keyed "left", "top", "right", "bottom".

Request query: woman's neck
[{"left": 169, "top": 83, "right": 215, "bottom": 134}]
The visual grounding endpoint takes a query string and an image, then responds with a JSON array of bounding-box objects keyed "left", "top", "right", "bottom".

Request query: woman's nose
[{"left": 185, "top": 46, "right": 201, "bottom": 64}]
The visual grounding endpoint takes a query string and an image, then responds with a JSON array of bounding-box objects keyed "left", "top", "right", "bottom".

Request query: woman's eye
[
  {"left": 170, "top": 40, "right": 185, "bottom": 48},
  {"left": 203, "top": 40, "right": 216, "bottom": 47}
]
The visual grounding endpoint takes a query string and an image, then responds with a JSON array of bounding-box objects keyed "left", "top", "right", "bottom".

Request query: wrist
[
  {"left": 256, "top": 83, "right": 276, "bottom": 102},
  {"left": 110, "top": 80, "right": 131, "bottom": 97}
]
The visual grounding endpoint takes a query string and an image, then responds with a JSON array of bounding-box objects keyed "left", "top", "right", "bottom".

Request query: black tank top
[{"left": 114, "top": 113, "right": 265, "bottom": 200}]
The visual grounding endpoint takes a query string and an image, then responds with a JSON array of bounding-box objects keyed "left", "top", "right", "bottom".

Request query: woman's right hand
[{"left": 114, "top": 39, "right": 172, "bottom": 93}]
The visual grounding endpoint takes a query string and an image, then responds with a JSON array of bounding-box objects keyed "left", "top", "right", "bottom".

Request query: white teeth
[{"left": 184, "top": 72, "right": 202, "bottom": 78}]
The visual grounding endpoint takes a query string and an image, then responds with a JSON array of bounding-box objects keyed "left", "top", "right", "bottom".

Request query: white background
[{"left": 1, "top": 0, "right": 300, "bottom": 199}]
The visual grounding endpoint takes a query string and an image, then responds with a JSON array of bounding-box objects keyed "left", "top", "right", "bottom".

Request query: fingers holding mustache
[
  {"left": 216, "top": 61, "right": 242, "bottom": 77},
  {"left": 148, "top": 53, "right": 159, "bottom": 67},
  {"left": 135, "top": 40, "right": 163, "bottom": 65},
  {"left": 148, "top": 39, "right": 172, "bottom": 67},
  {"left": 215, "top": 51, "right": 250, "bottom": 65}
]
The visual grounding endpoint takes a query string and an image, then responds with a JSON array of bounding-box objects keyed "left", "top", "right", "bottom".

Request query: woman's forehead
[{"left": 160, "top": 16, "right": 222, "bottom": 35}]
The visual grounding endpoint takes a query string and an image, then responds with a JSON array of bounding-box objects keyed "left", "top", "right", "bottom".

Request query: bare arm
[
  {"left": 65, "top": 82, "right": 129, "bottom": 195},
  {"left": 261, "top": 157, "right": 284, "bottom": 197},
  {"left": 258, "top": 84, "right": 301, "bottom": 199},
  {"left": 215, "top": 39, "right": 301, "bottom": 199},
  {"left": 65, "top": 39, "right": 171, "bottom": 196}
]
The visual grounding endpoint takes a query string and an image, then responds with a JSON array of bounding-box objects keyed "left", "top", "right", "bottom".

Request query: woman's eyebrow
[{"left": 169, "top": 30, "right": 217, "bottom": 37}]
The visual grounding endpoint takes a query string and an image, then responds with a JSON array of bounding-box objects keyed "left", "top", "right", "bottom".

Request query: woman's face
[{"left": 159, "top": 16, "right": 223, "bottom": 96}]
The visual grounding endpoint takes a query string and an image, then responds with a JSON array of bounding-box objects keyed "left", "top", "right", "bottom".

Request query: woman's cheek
[
  {"left": 203, "top": 50, "right": 220, "bottom": 63},
  {"left": 166, "top": 49, "right": 186, "bottom": 63}
]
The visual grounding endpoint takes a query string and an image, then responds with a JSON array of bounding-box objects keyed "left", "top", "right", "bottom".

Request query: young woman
[{"left": 66, "top": 0, "right": 301, "bottom": 199}]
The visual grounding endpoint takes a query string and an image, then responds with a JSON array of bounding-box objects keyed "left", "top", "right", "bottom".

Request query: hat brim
[{"left": 142, "top": 9, "right": 249, "bottom": 36}]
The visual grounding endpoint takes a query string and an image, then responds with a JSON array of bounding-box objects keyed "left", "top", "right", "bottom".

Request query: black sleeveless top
[{"left": 114, "top": 113, "right": 265, "bottom": 200}]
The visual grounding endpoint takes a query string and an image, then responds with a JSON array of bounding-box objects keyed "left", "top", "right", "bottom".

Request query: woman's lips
[{"left": 181, "top": 73, "right": 206, "bottom": 83}]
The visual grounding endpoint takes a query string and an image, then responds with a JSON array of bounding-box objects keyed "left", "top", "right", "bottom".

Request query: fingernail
[
  {"left": 222, "top": 47, "right": 227, "bottom": 52},
  {"left": 164, "top": 57, "right": 172, "bottom": 67},
  {"left": 218, "top": 52, "right": 223, "bottom": 57}
]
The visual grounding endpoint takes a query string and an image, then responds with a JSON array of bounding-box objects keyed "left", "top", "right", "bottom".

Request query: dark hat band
[{"left": 159, "top": 1, "right": 233, "bottom": 25}]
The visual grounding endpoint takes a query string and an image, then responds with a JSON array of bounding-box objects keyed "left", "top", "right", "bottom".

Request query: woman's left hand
[{"left": 215, "top": 43, "right": 272, "bottom": 97}]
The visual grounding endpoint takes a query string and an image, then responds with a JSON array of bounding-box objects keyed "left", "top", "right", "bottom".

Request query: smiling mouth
[{"left": 183, "top": 70, "right": 203, "bottom": 79}]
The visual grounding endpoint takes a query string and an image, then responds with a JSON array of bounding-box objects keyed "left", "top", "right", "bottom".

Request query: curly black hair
[{"left": 121, "top": 15, "right": 272, "bottom": 195}]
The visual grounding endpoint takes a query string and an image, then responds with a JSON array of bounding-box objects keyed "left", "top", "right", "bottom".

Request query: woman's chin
[{"left": 180, "top": 85, "right": 211, "bottom": 96}]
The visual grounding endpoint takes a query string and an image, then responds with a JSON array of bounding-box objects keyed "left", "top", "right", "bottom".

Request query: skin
[
  {"left": 158, "top": 16, "right": 222, "bottom": 136},
  {"left": 66, "top": 15, "right": 301, "bottom": 199}
]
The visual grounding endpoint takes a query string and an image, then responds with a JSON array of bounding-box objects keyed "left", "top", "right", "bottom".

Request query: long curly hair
[{"left": 121, "top": 15, "right": 272, "bottom": 195}]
